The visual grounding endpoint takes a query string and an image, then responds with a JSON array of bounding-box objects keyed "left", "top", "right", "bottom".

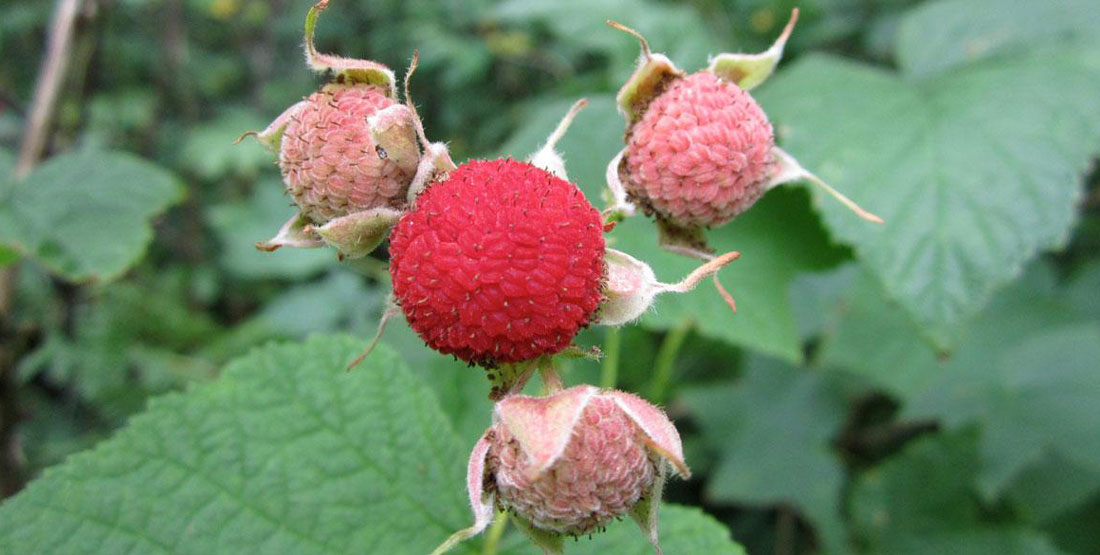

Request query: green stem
[
  {"left": 482, "top": 511, "right": 508, "bottom": 555},
  {"left": 648, "top": 319, "right": 692, "bottom": 403},
  {"left": 539, "top": 357, "right": 564, "bottom": 394},
  {"left": 599, "top": 327, "right": 621, "bottom": 389}
]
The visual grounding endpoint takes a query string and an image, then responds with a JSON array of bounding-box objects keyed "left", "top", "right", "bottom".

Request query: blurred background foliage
[{"left": 1, "top": 0, "right": 1099, "bottom": 553}]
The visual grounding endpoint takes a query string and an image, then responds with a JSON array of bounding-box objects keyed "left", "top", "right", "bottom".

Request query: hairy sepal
[
  {"left": 608, "top": 21, "right": 685, "bottom": 122},
  {"left": 304, "top": 1, "right": 396, "bottom": 93},
  {"left": 708, "top": 8, "right": 799, "bottom": 91},
  {"left": 255, "top": 212, "right": 324, "bottom": 252},
  {"left": 239, "top": 100, "right": 307, "bottom": 152},
  {"left": 367, "top": 104, "right": 420, "bottom": 176},
  {"left": 768, "top": 147, "right": 884, "bottom": 224},
  {"left": 311, "top": 207, "right": 403, "bottom": 259},
  {"left": 600, "top": 248, "right": 739, "bottom": 326},
  {"left": 495, "top": 385, "right": 599, "bottom": 478},
  {"left": 430, "top": 433, "right": 495, "bottom": 555}
]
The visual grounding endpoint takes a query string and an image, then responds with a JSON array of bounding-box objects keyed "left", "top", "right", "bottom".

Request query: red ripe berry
[
  {"left": 624, "top": 72, "right": 775, "bottom": 228},
  {"left": 388, "top": 159, "right": 605, "bottom": 366},
  {"left": 281, "top": 85, "right": 417, "bottom": 223}
]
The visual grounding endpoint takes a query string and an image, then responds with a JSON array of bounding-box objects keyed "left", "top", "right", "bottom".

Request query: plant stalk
[
  {"left": 599, "top": 327, "right": 621, "bottom": 389},
  {"left": 647, "top": 319, "right": 692, "bottom": 403}
]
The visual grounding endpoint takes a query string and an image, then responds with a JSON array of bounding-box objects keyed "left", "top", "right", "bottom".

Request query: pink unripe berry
[
  {"left": 605, "top": 9, "right": 882, "bottom": 252},
  {"left": 624, "top": 72, "right": 775, "bottom": 228},
  {"left": 280, "top": 84, "right": 418, "bottom": 223},
  {"left": 437, "top": 386, "right": 689, "bottom": 553},
  {"left": 489, "top": 393, "right": 657, "bottom": 535}
]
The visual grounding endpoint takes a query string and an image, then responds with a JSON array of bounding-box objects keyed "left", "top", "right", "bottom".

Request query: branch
[{"left": 15, "top": 0, "right": 85, "bottom": 178}]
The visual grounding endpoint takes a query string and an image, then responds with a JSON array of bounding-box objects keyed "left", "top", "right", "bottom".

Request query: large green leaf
[
  {"left": 0, "top": 336, "right": 744, "bottom": 554},
  {"left": 818, "top": 262, "right": 1100, "bottom": 505},
  {"left": 499, "top": 96, "right": 845, "bottom": 362},
  {"left": 895, "top": 0, "right": 1100, "bottom": 78},
  {"left": 0, "top": 337, "right": 472, "bottom": 554},
  {"left": 817, "top": 263, "right": 1092, "bottom": 400},
  {"left": 853, "top": 430, "right": 1063, "bottom": 555},
  {"left": 561, "top": 505, "right": 745, "bottom": 555},
  {"left": 758, "top": 41, "right": 1100, "bottom": 348},
  {"left": 1004, "top": 451, "right": 1100, "bottom": 524},
  {"left": 905, "top": 323, "right": 1100, "bottom": 503},
  {"left": 679, "top": 357, "right": 850, "bottom": 553},
  {"left": 0, "top": 149, "right": 184, "bottom": 282},
  {"left": 611, "top": 189, "right": 846, "bottom": 363}
]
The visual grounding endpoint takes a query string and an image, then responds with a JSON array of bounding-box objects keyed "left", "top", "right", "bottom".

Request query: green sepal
[
  {"left": 708, "top": 8, "right": 798, "bottom": 91},
  {"left": 313, "top": 207, "right": 403, "bottom": 260},
  {"left": 304, "top": 1, "right": 396, "bottom": 94}
]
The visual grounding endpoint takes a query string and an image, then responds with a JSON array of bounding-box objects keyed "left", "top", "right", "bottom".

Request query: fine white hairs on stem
[
  {"left": 607, "top": 20, "right": 653, "bottom": 60},
  {"left": 529, "top": 98, "right": 588, "bottom": 181}
]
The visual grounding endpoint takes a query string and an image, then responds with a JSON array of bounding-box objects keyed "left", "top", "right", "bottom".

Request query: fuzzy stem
[
  {"left": 482, "top": 511, "right": 508, "bottom": 555},
  {"left": 16, "top": 0, "right": 83, "bottom": 177},
  {"left": 648, "top": 319, "right": 692, "bottom": 403},
  {"left": 403, "top": 50, "right": 431, "bottom": 149},
  {"left": 346, "top": 297, "right": 401, "bottom": 371},
  {"left": 600, "top": 327, "right": 622, "bottom": 389},
  {"left": 543, "top": 98, "right": 587, "bottom": 153}
]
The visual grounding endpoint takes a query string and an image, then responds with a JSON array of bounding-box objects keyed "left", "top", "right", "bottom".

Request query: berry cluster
[{"left": 242, "top": 3, "right": 881, "bottom": 553}]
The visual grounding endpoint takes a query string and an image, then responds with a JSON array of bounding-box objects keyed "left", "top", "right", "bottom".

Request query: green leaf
[
  {"left": 379, "top": 319, "right": 497, "bottom": 446},
  {"left": 895, "top": 0, "right": 1100, "bottom": 78},
  {"left": 0, "top": 335, "right": 744, "bottom": 554},
  {"left": 611, "top": 189, "right": 846, "bottom": 363},
  {"left": 680, "top": 357, "right": 850, "bottom": 553},
  {"left": 252, "top": 270, "right": 383, "bottom": 338},
  {"left": 1065, "top": 261, "right": 1100, "bottom": 321},
  {"left": 205, "top": 184, "right": 332, "bottom": 280},
  {"left": 0, "top": 149, "right": 184, "bottom": 282},
  {"left": 905, "top": 323, "right": 1100, "bottom": 501},
  {"left": 817, "top": 263, "right": 1092, "bottom": 400},
  {"left": 0, "top": 244, "right": 17, "bottom": 268},
  {"left": 500, "top": 96, "right": 845, "bottom": 361},
  {"left": 560, "top": 505, "right": 746, "bottom": 555},
  {"left": 0, "top": 337, "right": 473, "bottom": 554},
  {"left": 758, "top": 42, "right": 1100, "bottom": 349},
  {"left": 1043, "top": 498, "right": 1100, "bottom": 555},
  {"left": 1003, "top": 451, "right": 1100, "bottom": 524},
  {"left": 818, "top": 262, "right": 1100, "bottom": 509},
  {"left": 17, "top": 274, "right": 222, "bottom": 421},
  {"left": 852, "top": 430, "right": 1063, "bottom": 555}
]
